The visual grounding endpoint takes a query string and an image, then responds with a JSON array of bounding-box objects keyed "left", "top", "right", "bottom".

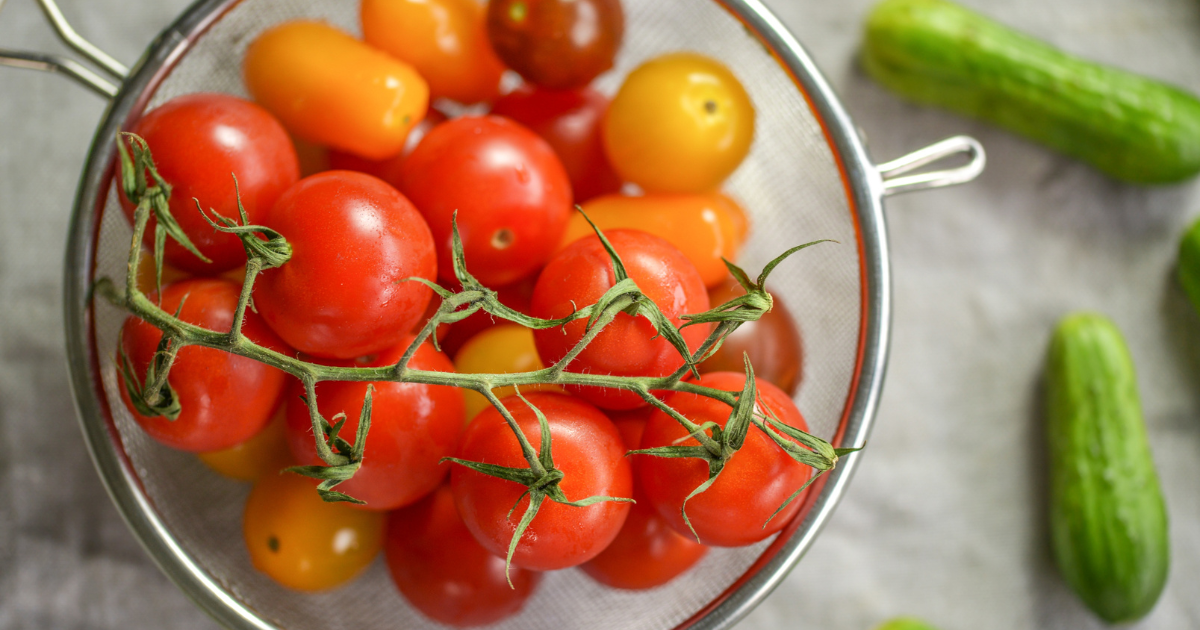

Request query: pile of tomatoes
[{"left": 114, "top": 0, "right": 808, "bottom": 626}]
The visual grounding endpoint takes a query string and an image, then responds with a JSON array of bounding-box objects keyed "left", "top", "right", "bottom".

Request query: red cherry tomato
[
  {"left": 385, "top": 486, "right": 541, "bottom": 627},
  {"left": 398, "top": 116, "right": 572, "bottom": 287},
  {"left": 451, "top": 392, "right": 632, "bottom": 570},
  {"left": 255, "top": 171, "right": 436, "bottom": 359},
  {"left": 700, "top": 279, "right": 803, "bottom": 395},
  {"left": 117, "top": 278, "right": 289, "bottom": 452},
  {"left": 636, "top": 372, "right": 813, "bottom": 547},
  {"left": 531, "top": 230, "right": 710, "bottom": 410},
  {"left": 285, "top": 338, "right": 465, "bottom": 511},
  {"left": 120, "top": 93, "right": 299, "bottom": 274},
  {"left": 491, "top": 86, "right": 622, "bottom": 203},
  {"left": 486, "top": 0, "right": 624, "bottom": 90},
  {"left": 362, "top": 0, "right": 506, "bottom": 105}
]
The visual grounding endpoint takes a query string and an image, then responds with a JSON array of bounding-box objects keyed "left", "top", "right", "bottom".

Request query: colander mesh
[{"left": 87, "top": 0, "right": 862, "bottom": 627}]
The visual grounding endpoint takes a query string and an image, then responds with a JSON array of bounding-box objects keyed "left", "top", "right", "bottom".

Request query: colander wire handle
[
  {"left": 0, "top": 0, "right": 126, "bottom": 98},
  {"left": 876, "top": 135, "right": 986, "bottom": 196}
]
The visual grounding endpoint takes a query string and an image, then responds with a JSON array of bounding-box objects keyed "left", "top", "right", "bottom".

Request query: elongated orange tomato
[
  {"left": 561, "top": 193, "right": 749, "bottom": 287},
  {"left": 362, "top": 0, "right": 505, "bottom": 105},
  {"left": 244, "top": 21, "right": 429, "bottom": 160}
]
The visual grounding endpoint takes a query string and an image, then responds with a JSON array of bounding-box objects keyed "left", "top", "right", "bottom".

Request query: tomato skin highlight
[
  {"left": 604, "top": 53, "right": 755, "bottom": 193},
  {"left": 244, "top": 21, "right": 429, "bottom": 160},
  {"left": 385, "top": 486, "right": 541, "bottom": 627},
  {"left": 285, "top": 339, "right": 465, "bottom": 511},
  {"left": 117, "top": 278, "right": 289, "bottom": 452},
  {"left": 531, "top": 230, "right": 710, "bottom": 410},
  {"left": 636, "top": 372, "right": 813, "bottom": 547},
  {"left": 362, "top": 0, "right": 506, "bottom": 105},
  {"left": 490, "top": 86, "right": 623, "bottom": 203},
  {"left": 120, "top": 93, "right": 299, "bottom": 274},
  {"left": 700, "top": 279, "right": 803, "bottom": 396},
  {"left": 487, "top": 0, "right": 624, "bottom": 90},
  {"left": 398, "top": 116, "right": 573, "bottom": 287},
  {"left": 450, "top": 392, "right": 632, "bottom": 570},
  {"left": 254, "top": 171, "right": 436, "bottom": 359},
  {"left": 243, "top": 472, "right": 384, "bottom": 591},
  {"left": 564, "top": 193, "right": 749, "bottom": 287}
]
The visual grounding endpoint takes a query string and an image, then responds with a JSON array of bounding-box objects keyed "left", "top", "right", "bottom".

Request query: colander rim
[{"left": 61, "top": 0, "right": 890, "bottom": 628}]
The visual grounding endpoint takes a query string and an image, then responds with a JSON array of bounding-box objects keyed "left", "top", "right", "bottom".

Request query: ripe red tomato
[
  {"left": 285, "top": 338, "right": 465, "bottom": 511},
  {"left": 531, "top": 230, "right": 710, "bottom": 410},
  {"left": 398, "top": 116, "right": 572, "bottom": 287},
  {"left": 385, "top": 486, "right": 541, "bottom": 627},
  {"left": 700, "top": 279, "right": 803, "bottom": 395},
  {"left": 117, "top": 278, "right": 289, "bottom": 452},
  {"left": 362, "top": 0, "right": 506, "bottom": 105},
  {"left": 255, "top": 171, "right": 436, "bottom": 359},
  {"left": 582, "top": 407, "right": 708, "bottom": 589},
  {"left": 451, "top": 392, "right": 632, "bottom": 570},
  {"left": 490, "top": 86, "right": 622, "bottom": 203},
  {"left": 120, "top": 93, "right": 299, "bottom": 274},
  {"left": 487, "top": 0, "right": 624, "bottom": 90},
  {"left": 636, "top": 372, "right": 813, "bottom": 547},
  {"left": 244, "top": 472, "right": 384, "bottom": 591}
]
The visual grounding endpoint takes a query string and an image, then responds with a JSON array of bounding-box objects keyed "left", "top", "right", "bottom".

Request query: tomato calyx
[
  {"left": 443, "top": 391, "right": 633, "bottom": 584},
  {"left": 116, "top": 319, "right": 184, "bottom": 420},
  {"left": 194, "top": 175, "right": 293, "bottom": 271},
  {"left": 284, "top": 385, "right": 375, "bottom": 504}
]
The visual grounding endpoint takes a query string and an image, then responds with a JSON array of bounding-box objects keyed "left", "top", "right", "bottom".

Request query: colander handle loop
[
  {"left": 0, "top": 0, "right": 126, "bottom": 98},
  {"left": 876, "top": 135, "right": 986, "bottom": 196}
]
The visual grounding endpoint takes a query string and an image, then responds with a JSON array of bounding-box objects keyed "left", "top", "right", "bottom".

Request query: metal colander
[{"left": 1, "top": 0, "right": 984, "bottom": 627}]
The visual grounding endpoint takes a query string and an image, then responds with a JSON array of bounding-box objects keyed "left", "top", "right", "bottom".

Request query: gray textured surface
[{"left": 1, "top": 0, "right": 1198, "bottom": 629}]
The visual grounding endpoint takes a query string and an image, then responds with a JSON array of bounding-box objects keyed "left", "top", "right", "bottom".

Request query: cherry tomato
[
  {"left": 385, "top": 486, "right": 541, "bottom": 627},
  {"left": 453, "top": 323, "right": 562, "bottom": 420},
  {"left": 398, "top": 116, "right": 572, "bottom": 287},
  {"left": 362, "top": 0, "right": 506, "bottom": 105},
  {"left": 119, "top": 94, "right": 299, "bottom": 274},
  {"left": 581, "top": 498, "right": 708, "bottom": 589},
  {"left": 326, "top": 108, "right": 449, "bottom": 183},
  {"left": 451, "top": 392, "right": 632, "bottom": 570},
  {"left": 134, "top": 251, "right": 190, "bottom": 293},
  {"left": 439, "top": 274, "right": 536, "bottom": 359},
  {"left": 491, "top": 86, "right": 622, "bottom": 203},
  {"left": 243, "top": 472, "right": 384, "bottom": 591},
  {"left": 197, "top": 406, "right": 292, "bottom": 482},
  {"left": 604, "top": 53, "right": 755, "bottom": 193},
  {"left": 117, "top": 278, "right": 289, "bottom": 452},
  {"left": 285, "top": 338, "right": 465, "bottom": 511},
  {"left": 531, "top": 230, "right": 710, "bottom": 410},
  {"left": 255, "top": 171, "right": 436, "bottom": 359},
  {"left": 700, "top": 279, "right": 803, "bottom": 395},
  {"left": 487, "top": 0, "right": 624, "bottom": 90},
  {"left": 245, "top": 21, "right": 429, "bottom": 160},
  {"left": 563, "top": 193, "right": 749, "bottom": 287},
  {"left": 636, "top": 372, "right": 812, "bottom": 547}
]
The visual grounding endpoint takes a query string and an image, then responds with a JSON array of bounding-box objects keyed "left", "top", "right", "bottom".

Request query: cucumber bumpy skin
[
  {"left": 1045, "top": 313, "right": 1169, "bottom": 623},
  {"left": 862, "top": 0, "right": 1200, "bottom": 184},
  {"left": 1179, "top": 216, "right": 1200, "bottom": 316}
]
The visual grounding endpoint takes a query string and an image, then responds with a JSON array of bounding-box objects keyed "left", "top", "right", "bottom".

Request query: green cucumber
[
  {"left": 862, "top": 0, "right": 1200, "bottom": 184},
  {"left": 1045, "top": 313, "right": 1169, "bottom": 623},
  {"left": 1179, "top": 216, "right": 1200, "bottom": 316}
]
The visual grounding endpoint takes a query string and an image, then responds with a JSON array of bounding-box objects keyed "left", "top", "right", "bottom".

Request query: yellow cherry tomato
[
  {"left": 362, "top": 0, "right": 506, "bottom": 105},
  {"left": 134, "top": 251, "right": 190, "bottom": 294},
  {"left": 243, "top": 472, "right": 384, "bottom": 592},
  {"left": 563, "top": 193, "right": 749, "bottom": 287},
  {"left": 197, "top": 407, "right": 291, "bottom": 482},
  {"left": 244, "top": 21, "right": 429, "bottom": 160},
  {"left": 453, "top": 324, "right": 562, "bottom": 420},
  {"left": 603, "top": 52, "right": 755, "bottom": 193}
]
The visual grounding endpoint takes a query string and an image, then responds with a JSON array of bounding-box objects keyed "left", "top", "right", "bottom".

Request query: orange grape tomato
[
  {"left": 604, "top": 52, "right": 755, "bottom": 193},
  {"left": 562, "top": 193, "right": 750, "bottom": 287},
  {"left": 243, "top": 472, "right": 384, "bottom": 592},
  {"left": 453, "top": 323, "right": 562, "bottom": 420},
  {"left": 244, "top": 21, "right": 429, "bottom": 160},
  {"left": 361, "top": 0, "right": 505, "bottom": 105},
  {"left": 700, "top": 278, "right": 803, "bottom": 395},
  {"left": 197, "top": 406, "right": 292, "bottom": 482}
]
